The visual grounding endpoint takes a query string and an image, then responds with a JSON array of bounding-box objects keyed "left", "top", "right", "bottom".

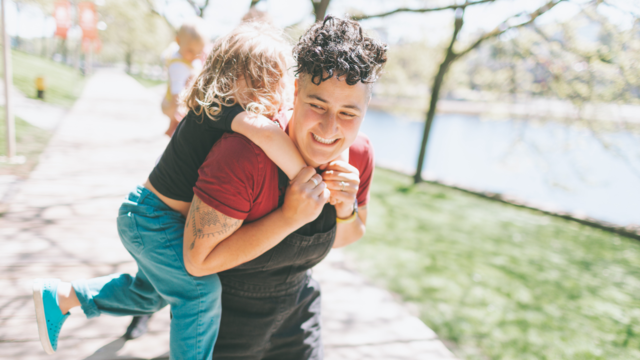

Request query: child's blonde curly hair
[{"left": 184, "top": 22, "right": 292, "bottom": 120}]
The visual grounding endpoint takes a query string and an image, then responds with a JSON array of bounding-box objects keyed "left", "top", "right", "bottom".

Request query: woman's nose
[{"left": 320, "top": 112, "right": 338, "bottom": 136}]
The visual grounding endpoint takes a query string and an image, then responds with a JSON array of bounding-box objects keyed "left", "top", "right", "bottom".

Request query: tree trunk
[
  {"left": 311, "top": 0, "right": 331, "bottom": 22},
  {"left": 414, "top": 11, "right": 464, "bottom": 183},
  {"left": 60, "top": 38, "right": 68, "bottom": 64},
  {"left": 126, "top": 51, "right": 132, "bottom": 74}
]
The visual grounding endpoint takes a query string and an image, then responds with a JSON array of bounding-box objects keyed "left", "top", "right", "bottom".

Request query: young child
[
  {"left": 162, "top": 18, "right": 207, "bottom": 137},
  {"left": 32, "top": 22, "right": 340, "bottom": 359}
]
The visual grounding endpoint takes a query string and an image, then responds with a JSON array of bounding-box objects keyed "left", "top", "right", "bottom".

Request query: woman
[{"left": 184, "top": 16, "right": 387, "bottom": 359}]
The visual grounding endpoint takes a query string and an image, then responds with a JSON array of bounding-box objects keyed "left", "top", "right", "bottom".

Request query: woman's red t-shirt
[{"left": 194, "top": 130, "right": 374, "bottom": 223}]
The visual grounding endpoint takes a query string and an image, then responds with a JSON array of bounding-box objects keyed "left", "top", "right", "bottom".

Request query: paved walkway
[{"left": 0, "top": 69, "right": 455, "bottom": 359}]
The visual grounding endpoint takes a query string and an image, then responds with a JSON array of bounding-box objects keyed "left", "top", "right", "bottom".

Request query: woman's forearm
[
  {"left": 189, "top": 208, "right": 303, "bottom": 276},
  {"left": 333, "top": 210, "right": 367, "bottom": 248}
]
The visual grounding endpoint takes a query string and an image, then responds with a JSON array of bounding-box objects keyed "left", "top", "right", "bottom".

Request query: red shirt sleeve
[
  {"left": 349, "top": 133, "right": 375, "bottom": 207},
  {"left": 193, "top": 133, "right": 265, "bottom": 220}
]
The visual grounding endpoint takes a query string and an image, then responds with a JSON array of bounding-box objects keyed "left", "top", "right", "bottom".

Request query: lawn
[
  {"left": 0, "top": 51, "right": 84, "bottom": 177},
  {"left": 348, "top": 168, "right": 640, "bottom": 360},
  {"left": 0, "top": 114, "right": 52, "bottom": 178},
  {"left": 6, "top": 50, "right": 85, "bottom": 108}
]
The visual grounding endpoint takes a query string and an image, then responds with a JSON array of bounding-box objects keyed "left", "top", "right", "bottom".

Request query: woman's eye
[
  {"left": 311, "top": 104, "right": 323, "bottom": 110},
  {"left": 341, "top": 112, "right": 355, "bottom": 117}
]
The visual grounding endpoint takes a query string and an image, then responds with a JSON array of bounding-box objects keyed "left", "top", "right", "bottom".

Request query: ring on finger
[
  {"left": 311, "top": 177, "right": 319, "bottom": 187},
  {"left": 340, "top": 181, "right": 346, "bottom": 192}
]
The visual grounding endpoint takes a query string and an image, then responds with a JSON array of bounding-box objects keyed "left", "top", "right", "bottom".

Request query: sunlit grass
[
  {"left": 0, "top": 51, "right": 83, "bottom": 177},
  {"left": 7, "top": 50, "right": 85, "bottom": 108},
  {"left": 0, "top": 113, "right": 52, "bottom": 178},
  {"left": 348, "top": 168, "right": 640, "bottom": 360}
]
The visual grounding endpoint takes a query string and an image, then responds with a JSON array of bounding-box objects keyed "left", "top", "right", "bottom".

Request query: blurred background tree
[{"left": 99, "top": 0, "right": 174, "bottom": 72}]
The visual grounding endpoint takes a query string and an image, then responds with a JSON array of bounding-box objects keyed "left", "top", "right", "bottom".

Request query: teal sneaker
[{"left": 33, "top": 279, "right": 70, "bottom": 354}]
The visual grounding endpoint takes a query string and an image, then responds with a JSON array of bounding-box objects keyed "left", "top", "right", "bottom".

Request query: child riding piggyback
[
  {"left": 162, "top": 19, "right": 207, "bottom": 137},
  {"left": 33, "top": 22, "right": 318, "bottom": 360}
]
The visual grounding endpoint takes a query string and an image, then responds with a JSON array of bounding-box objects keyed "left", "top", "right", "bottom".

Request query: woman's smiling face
[{"left": 289, "top": 75, "right": 369, "bottom": 168}]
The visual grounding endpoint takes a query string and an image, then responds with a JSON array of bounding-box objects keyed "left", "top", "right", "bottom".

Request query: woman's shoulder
[
  {"left": 214, "top": 132, "right": 266, "bottom": 158},
  {"left": 349, "top": 133, "right": 374, "bottom": 164},
  {"left": 204, "top": 132, "right": 271, "bottom": 174},
  {"left": 348, "top": 133, "right": 374, "bottom": 181}
]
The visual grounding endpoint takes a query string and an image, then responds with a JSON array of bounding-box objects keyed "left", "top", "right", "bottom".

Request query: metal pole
[
  {"left": 87, "top": 42, "right": 92, "bottom": 76},
  {"left": 1, "top": 0, "right": 15, "bottom": 160}
]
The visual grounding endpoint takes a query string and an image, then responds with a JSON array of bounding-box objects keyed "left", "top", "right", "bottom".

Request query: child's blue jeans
[{"left": 71, "top": 185, "right": 221, "bottom": 360}]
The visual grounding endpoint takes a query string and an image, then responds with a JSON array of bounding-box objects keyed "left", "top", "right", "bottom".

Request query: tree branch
[
  {"left": 312, "top": 0, "right": 332, "bottom": 22},
  {"left": 143, "top": 0, "right": 175, "bottom": 29},
  {"left": 184, "top": 0, "right": 202, "bottom": 16},
  {"left": 351, "top": 0, "right": 495, "bottom": 21},
  {"left": 454, "top": 0, "right": 566, "bottom": 59},
  {"left": 601, "top": 0, "right": 640, "bottom": 22}
]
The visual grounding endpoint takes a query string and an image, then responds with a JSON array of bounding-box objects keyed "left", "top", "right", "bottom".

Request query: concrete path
[
  {"left": 0, "top": 84, "right": 68, "bottom": 131},
  {"left": 0, "top": 69, "right": 456, "bottom": 359}
]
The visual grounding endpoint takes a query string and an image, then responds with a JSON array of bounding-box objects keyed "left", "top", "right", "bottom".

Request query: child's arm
[{"left": 231, "top": 112, "right": 305, "bottom": 180}]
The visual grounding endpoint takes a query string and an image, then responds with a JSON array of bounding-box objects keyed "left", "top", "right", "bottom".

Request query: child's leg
[
  {"left": 165, "top": 116, "right": 180, "bottom": 137},
  {"left": 71, "top": 270, "right": 167, "bottom": 318},
  {"left": 35, "top": 187, "right": 221, "bottom": 359},
  {"left": 114, "top": 187, "right": 221, "bottom": 360},
  {"left": 118, "top": 193, "right": 221, "bottom": 360}
]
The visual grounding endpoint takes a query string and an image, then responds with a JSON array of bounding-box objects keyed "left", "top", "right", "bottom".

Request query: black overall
[{"left": 212, "top": 170, "right": 336, "bottom": 360}]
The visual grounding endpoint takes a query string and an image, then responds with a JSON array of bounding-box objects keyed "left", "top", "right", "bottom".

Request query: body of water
[{"left": 361, "top": 110, "right": 640, "bottom": 227}]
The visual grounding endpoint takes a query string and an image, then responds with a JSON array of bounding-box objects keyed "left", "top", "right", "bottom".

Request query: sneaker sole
[{"left": 33, "top": 279, "right": 55, "bottom": 355}]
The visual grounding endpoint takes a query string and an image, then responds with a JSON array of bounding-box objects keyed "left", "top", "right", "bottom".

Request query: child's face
[{"left": 178, "top": 37, "right": 205, "bottom": 63}]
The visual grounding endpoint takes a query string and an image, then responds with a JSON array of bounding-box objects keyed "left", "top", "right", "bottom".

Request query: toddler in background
[{"left": 162, "top": 18, "right": 207, "bottom": 137}]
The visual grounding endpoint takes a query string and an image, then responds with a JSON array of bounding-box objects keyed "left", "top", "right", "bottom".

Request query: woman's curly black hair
[{"left": 293, "top": 15, "right": 387, "bottom": 86}]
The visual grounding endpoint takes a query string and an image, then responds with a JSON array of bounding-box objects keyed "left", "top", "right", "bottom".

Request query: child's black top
[{"left": 148, "top": 104, "right": 244, "bottom": 202}]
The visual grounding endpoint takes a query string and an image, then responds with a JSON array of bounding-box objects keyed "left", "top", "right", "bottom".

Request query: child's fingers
[
  {"left": 291, "top": 166, "right": 318, "bottom": 186},
  {"left": 322, "top": 171, "right": 360, "bottom": 182},
  {"left": 323, "top": 160, "right": 358, "bottom": 174}
]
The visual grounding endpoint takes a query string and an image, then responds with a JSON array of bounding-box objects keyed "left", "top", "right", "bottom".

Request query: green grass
[
  {"left": 0, "top": 113, "right": 52, "bottom": 178},
  {"left": 130, "top": 74, "right": 166, "bottom": 88},
  {"left": 348, "top": 168, "right": 640, "bottom": 360},
  {"left": 7, "top": 50, "right": 85, "bottom": 108},
  {"left": 0, "top": 51, "right": 84, "bottom": 178}
]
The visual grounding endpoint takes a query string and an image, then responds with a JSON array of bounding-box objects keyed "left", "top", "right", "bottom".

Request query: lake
[{"left": 361, "top": 110, "right": 640, "bottom": 227}]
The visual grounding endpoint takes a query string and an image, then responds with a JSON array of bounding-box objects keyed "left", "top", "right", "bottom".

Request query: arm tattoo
[{"left": 189, "top": 196, "right": 241, "bottom": 250}]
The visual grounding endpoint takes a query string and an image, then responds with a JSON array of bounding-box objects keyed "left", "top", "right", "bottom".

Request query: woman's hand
[
  {"left": 320, "top": 161, "right": 360, "bottom": 219},
  {"left": 282, "top": 166, "right": 331, "bottom": 226}
]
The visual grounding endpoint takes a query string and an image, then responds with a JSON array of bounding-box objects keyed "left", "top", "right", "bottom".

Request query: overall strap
[{"left": 277, "top": 168, "right": 288, "bottom": 208}]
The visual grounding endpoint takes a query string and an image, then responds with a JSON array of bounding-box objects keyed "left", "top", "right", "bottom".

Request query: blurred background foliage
[
  {"left": 2, "top": 1, "right": 640, "bottom": 359},
  {"left": 98, "top": 0, "right": 174, "bottom": 68},
  {"left": 377, "top": 5, "right": 640, "bottom": 115}
]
